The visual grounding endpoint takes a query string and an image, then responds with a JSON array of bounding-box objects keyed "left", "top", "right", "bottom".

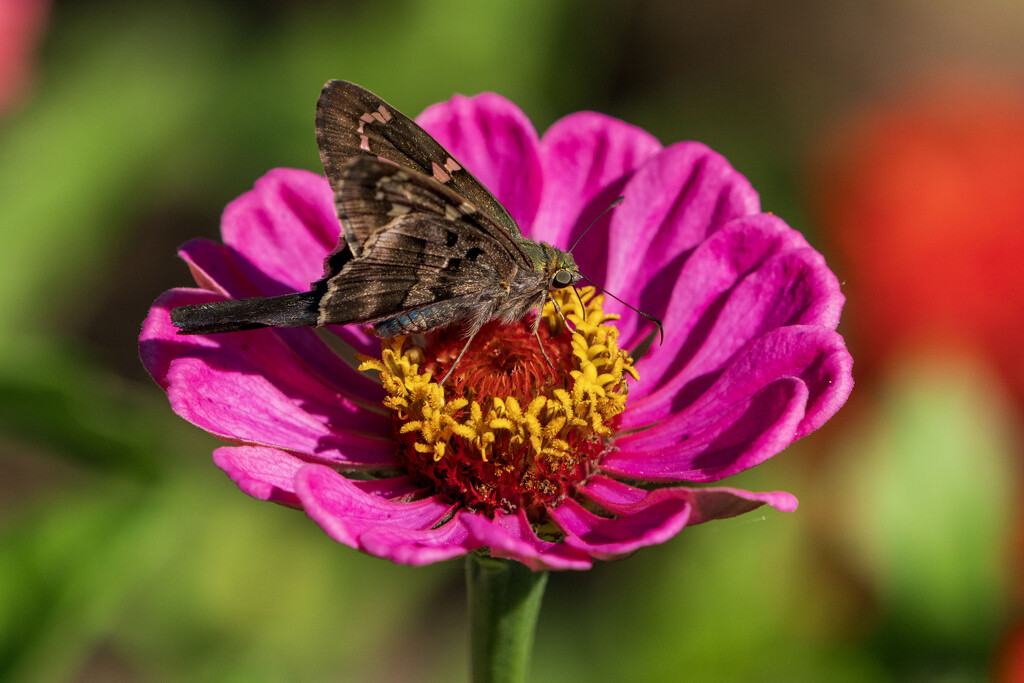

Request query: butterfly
[{"left": 170, "top": 81, "right": 586, "bottom": 383}]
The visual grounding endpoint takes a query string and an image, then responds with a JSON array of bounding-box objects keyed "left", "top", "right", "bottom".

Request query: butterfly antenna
[
  {"left": 569, "top": 197, "right": 625, "bottom": 254},
  {"left": 580, "top": 275, "right": 664, "bottom": 344},
  {"left": 571, "top": 285, "right": 586, "bottom": 316}
]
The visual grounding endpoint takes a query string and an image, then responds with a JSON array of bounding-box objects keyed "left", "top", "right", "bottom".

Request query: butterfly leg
[
  {"left": 530, "top": 293, "right": 555, "bottom": 369},
  {"left": 548, "top": 295, "right": 571, "bottom": 331},
  {"left": 439, "top": 328, "right": 480, "bottom": 386},
  {"left": 533, "top": 326, "right": 554, "bottom": 369}
]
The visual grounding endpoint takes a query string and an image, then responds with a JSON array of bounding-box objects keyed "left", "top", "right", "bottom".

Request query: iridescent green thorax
[{"left": 518, "top": 240, "right": 581, "bottom": 289}]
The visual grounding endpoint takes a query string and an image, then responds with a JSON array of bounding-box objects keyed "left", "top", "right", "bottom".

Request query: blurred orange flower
[{"left": 813, "top": 79, "right": 1024, "bottom": 407}]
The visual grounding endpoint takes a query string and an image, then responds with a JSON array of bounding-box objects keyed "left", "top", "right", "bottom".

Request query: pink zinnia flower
[{"left": 140, "top": 91, "right": 852, "bottom": 570}]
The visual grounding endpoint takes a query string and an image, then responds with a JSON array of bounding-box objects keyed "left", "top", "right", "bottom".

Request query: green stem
[{"left": 466, "top": 554, "right": 549, "bottom": 683}]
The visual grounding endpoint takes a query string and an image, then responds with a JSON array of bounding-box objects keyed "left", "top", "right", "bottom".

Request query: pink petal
[
  {"left": 166, "top": 355, "right": 394, "bottom": 466},
  {"left": 176, "top": 239, "right": 233, "bottom": 296},
  {"left": 218, "top": 450, "right": 471, "bottom": 566},
  {"left": 218, "top": 451, "right": 475, "bottom": 567},
  {"left": 609, "top": 327, "right": 852, "bottom": 481},
  {"left": 462, "top": 510, "right": 594, "bottom": 571},
  {"left": 581, "top": 475, "right": 798, "bottom": 519},
  {"left": 179, "top": 238, "right": 257, "bottom": 298},
  {"left": 683, "top": 486, "right": 799, "bottom": 517},
  {"left": 351, "top": 477, "right": 432, "bottom": 499},
  {"left": 628, "top": 214, "right": 841, "bottom": 404},
  {"left": 295, "top": 464, "right": 466, "bottom": 560},
  {"left": 142, "top": 292, "right": 397, "bottom": 468},
  {"left": 549, "top": 496, "right": 691, "bottom": 560},
  {"left": 609, "top": 378, "right": 808, "bottom": 481},
  {"left": 213, "top": 445, "right": 306, "bottom": 506},
  {"left": 417, "top": 92, "right": 543, "bottom": 230},
  {"left": 140, "top": 288, "right": 209, "bottom": 389},
  {"left": 629, "top": 324, "right": 850, "bottom": 439},
  {"left": 219, "top": 168, "right": 341, "bottom": 295},
  {"left": 214, "top": 446, "right": 424, "bottom": 507},
  {"left": 600, "top": 142, "right": 761, "bottom": 341},
  {"left": 531, "top": 111, "right": 661, "bottom": 252},
  {"left": 789, "top": 329, "right": 854, "bottom": 441},
  {"left": 358, "top": 512, "right": 481, "bottom": 566}
]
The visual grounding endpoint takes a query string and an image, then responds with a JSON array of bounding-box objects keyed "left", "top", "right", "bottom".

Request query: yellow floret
[{"left": 358, "top": 287, "right": 637, "bottom": 469}]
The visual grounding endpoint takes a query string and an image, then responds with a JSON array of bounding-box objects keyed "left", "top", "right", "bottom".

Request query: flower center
[{"left": 358, "top": 288, "right": 638, "bottom": 520}]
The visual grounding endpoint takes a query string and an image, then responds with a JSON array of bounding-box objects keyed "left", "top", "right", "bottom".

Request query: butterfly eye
[{"left": 552, "top": 269, "right": 574, "bottom": 288}]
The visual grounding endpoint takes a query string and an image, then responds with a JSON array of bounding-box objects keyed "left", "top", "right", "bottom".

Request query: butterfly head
[{"left": 542, "top": 245, "right": 581, "bottom": 292}]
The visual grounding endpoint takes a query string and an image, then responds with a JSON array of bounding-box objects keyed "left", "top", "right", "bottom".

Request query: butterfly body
[{"left": 171, "top": 81, "right": 581, "bottom": 368}]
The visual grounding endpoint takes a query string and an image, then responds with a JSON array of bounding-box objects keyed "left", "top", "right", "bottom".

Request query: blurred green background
[{"left": 2, "top": 1, "right": 1022, "bottom": 681}]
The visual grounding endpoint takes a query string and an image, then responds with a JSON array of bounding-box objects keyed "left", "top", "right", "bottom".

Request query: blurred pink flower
[
  {"left": 0, "top": 0, "right": 49, "bottom": 114},
  {"left": 141, "top": 91, "right": 852, "bottom": 570}
]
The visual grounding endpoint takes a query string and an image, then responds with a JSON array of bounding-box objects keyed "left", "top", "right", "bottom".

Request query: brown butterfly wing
[
  {"left": 315, "top": 80, "right": 522, "bottom": 257},
  {"left": 316, "top": 157, "right": 528, "bottom": 333}
]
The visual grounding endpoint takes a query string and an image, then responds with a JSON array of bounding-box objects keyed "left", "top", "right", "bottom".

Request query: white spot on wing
[
  {"left": 377, "top": 105, "right": 393, "bottom": 121},
  {"left": 444, "top": 157, "right": 462, "bottom": 172},
  {"left": 359, "top": 135, "right": 370, "bottom": 151}
]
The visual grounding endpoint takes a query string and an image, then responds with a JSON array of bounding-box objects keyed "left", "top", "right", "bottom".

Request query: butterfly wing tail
[{"left": 170, "top": 292, "right": 321, "bottom": 334}]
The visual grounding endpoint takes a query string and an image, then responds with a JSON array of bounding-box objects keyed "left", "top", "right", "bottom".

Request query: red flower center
[
  {"left": 359, "top": 288, "right": 638, "bottom": 521},
  {"left": 415, "top": 321, "right": 593, "bottom": 517}
]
